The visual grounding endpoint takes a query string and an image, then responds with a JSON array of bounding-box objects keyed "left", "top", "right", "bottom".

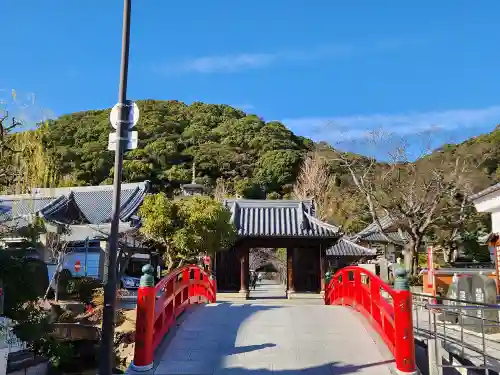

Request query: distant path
[{"left": 248, "top": 279, "right": 286, "bottom": 300}]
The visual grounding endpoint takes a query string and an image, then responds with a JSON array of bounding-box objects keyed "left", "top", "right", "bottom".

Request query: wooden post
[
  {"left": 239, "top": 247, "right": 248, "bottom": 295},
  {"left": 320, "top": 245, "right": 326, "bottom": 294},
  {"left": 245, "top": 248, "right": 250, "bottom": 291},
  {"left": 287, "top": 248, "right": 295, "bottom": 295}
]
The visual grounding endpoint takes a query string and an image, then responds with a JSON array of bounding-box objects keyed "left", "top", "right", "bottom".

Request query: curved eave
[
  {"left": 304, "top": 213, "right": 343, "bottom": 238},
  {"left": 0, "top": 201, "right": 11, "bottom": 215},
  {"left": 119, "top": 182, "right": 150, "bottom": 221},
  {"left": 39, "top": 194, "right": 75, "bottom": 221}
]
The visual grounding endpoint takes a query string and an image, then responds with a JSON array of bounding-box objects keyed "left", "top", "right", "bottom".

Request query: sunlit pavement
[{"left": 153, "top": 281, "right": 396, "bottom": 375}]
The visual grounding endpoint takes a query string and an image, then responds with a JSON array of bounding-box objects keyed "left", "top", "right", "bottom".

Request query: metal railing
[
  {"left": 413, "top": 293, "right": 500, "bottom": 374},
  {"left": 0, "top": 317, "right": 27, "bottom": 354}
]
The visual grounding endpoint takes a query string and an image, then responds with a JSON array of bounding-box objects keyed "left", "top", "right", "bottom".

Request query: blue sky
[{"left": 2, "top": 1, "right": 500, "bottom": 158}]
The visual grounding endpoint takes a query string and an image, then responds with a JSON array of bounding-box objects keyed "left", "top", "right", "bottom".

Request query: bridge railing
[
  {"left": 325, "top": 266, "right": 416, "bottom": 375},
  {"left": 131, "top": 264, "right": 216, "bottom": 371}
]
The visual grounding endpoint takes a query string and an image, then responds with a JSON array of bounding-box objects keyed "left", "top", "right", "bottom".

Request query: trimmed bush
[{"left": 70, "top": 277, "right": 103, "bottom": 303}]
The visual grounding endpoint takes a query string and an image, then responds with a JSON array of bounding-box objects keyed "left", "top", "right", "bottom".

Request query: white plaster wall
[
  {"left": 492, "top": 211, "right": 500, "bottom": 233},
  {"left": 473, "top": 189, "right": 500, "bottom": 213}
]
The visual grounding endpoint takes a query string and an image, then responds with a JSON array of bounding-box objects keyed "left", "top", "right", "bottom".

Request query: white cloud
[
  {"left": 231, "top": 103, "right": 255, "bottom": 111},
  {"left": 283, "top": 105, "right": 500, "bottom": 142},
  {"left": 156, "top": 41, "right": 393, "bottom": 75},
  {"left": 179, "top": 53, "right": 277, "bottom": 74}
]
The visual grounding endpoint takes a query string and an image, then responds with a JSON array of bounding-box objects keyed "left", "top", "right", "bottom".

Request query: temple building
[
  {"left": 350, "top": 216, "right": 408, "bottom": 262},
  {"left": 216, "top": 199, "right": 343, "bottom": 297},
  {"left": 1, "top": 175, "right": 376, "bottom": 298},
  {"left": 0, "top": 181, "right": 151, "bottom": 275}
]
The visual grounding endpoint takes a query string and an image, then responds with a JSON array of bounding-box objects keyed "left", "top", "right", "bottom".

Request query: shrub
[
  {"left": 408, "top": 274, "right": 423, "bottom": 286},
  {"left": 70, "top": 277, "right": 103, "bottom": 303},
  {"left": 91, "top": 287, "right": 129, "bottom": 307}
]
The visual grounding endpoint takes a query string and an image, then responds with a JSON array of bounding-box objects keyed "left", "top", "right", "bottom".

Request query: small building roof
[
  {"left": 352, "top": 215, "right": 409, "bottom": 244},
  {"left": 0, "top": 181, "right": 150, "bottom": 226},
  {"left": 469, "top": 182, "right": 500, "bottom": 201},
  {"left": 326, "top": 238, "right": 377, "bottom": 257},
  {"left": 223, "top": 199, "right": 342, "bottom": 238}
]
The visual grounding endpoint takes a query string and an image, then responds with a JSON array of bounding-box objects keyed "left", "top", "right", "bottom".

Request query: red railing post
[
  {"left": 131, "top": 265, "right": 156, "bottom": 372},
  {"left": 353, "top": 269, "right": 361, "bottom": 306},
  {"left": 392, "top": 268, "right": 417, "bottom": 374},
  {"left": 210, "top": 274, "right": 217, "bottom": 303},
  {"left": 369, "top": 274, "right": 381, "bottom": 325}
]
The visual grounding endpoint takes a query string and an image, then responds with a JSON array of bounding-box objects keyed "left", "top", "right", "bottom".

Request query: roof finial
[{"left": 191, "top": 160, "right": 196, "bottom": 184}]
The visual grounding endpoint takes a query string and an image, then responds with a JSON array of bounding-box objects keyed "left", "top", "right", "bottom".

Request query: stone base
[
  {"left": 287, "top": 291, "right": 323, "bottom": 300},
  {"left": 216, "top": 291, "right": 249, "bottom": 301}
]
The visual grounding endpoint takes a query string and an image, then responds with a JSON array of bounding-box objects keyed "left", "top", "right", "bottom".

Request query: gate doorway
[
  {"left": 214, "top": 199, "right": 343, "bottom": 298},
  {"left": 248, "top": 248, "right": 287, "bottom": 299}
]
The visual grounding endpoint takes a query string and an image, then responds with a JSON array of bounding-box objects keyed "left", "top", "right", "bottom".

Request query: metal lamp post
[{"left": 98, "top": 0, "right": 132, "bottom": 374}]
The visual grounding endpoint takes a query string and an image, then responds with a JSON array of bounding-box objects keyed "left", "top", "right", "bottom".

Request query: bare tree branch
[{"left": 334, "top": 130, "right": 490, "bottom": 275}]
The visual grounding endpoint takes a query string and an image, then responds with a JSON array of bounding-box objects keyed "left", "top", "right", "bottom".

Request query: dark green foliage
[
  {"left": 0, "top": 251, "right": 46, "bottom": 318},
  {"left": 39, "top": 100, "right": 312, "bottom": 196},
  {"left": 8, "top": 100, "right": 500, "bottom": 233},
  {"left": 69, "top": 276, "right": 103, "bottom": 303},
  {"left": 461, "top": 232, "right": 492, "bottom": 262}
]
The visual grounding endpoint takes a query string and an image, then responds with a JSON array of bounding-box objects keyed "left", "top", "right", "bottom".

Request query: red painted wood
[
  {"left": 324, "top": 266, "right": 416, "bottom": 374},
  {"left": 132, "top": 284, "right": 156, "bottom": 368},
  {"left": 133, "top": 265, "right": 216, "bottom": 368}
]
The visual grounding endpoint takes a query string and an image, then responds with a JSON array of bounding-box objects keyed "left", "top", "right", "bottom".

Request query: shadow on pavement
[{"left": 151, "top": 302, "right": 396, "bottom": 375}]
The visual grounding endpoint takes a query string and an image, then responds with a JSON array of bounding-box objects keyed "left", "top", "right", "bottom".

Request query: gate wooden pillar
[
  {"left": 320, "top": 245, "right": 326, "bottom": 294},
  {"left": 287, "top": 248, "right": 295, "bottom": 295},
  {"left": 239, "top": 247, "right": 249, "bottom": 295}
]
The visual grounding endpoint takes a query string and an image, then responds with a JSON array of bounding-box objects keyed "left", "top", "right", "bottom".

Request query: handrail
[
  {"left": 131, "top": 264, "right": 216, "bottom": 371},
  {"left": 412, "top": 294, "right": 500, "bottom": 371},
  {"left": 325, "top": 266, "right": 417, "bottom": 375},
  {"left": 413, "top": 291, "right": 499, "bottom": 307}
]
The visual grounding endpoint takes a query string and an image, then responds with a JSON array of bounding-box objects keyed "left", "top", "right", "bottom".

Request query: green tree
[
  {"left": 254, "top": 149, "right": 302, "bottom": 193},
  {"left": 139, "top": 194, "right": 237, "bottom": 271}
]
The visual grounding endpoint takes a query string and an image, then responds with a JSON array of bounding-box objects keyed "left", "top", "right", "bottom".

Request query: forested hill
[
  {"left": 25, "top": 100, "right": 500, "bottom": 231},
  {"left": 39, "top": 100, "right": 315, "bottom": 196}
]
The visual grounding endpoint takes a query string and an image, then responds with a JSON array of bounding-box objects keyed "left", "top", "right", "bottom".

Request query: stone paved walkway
[{"left": 154, "top": 283, "right": 396, "bottom": 375}]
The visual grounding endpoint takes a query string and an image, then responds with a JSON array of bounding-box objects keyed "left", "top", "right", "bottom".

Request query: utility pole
[{"left": 98, "top": 1, "right": 132, "bottom": 374}]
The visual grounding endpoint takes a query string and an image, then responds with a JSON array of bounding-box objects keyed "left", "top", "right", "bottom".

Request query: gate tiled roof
[{"left": 223, "top": 199, "right": 342, "bottom": 238}]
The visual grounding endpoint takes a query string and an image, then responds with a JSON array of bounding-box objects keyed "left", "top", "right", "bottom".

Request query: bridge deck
[{"left": 152, "top": 282, "right": 396, "bottom": 375}]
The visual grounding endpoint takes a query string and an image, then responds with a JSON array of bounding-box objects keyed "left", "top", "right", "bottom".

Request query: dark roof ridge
[{"left": 469, "top": 182, "right": 500, "bottom": 201}]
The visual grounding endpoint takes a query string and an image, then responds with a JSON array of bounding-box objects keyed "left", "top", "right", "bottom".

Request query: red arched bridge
[{"left": 128, "top": 265, "right": 417, "bottom": 375}]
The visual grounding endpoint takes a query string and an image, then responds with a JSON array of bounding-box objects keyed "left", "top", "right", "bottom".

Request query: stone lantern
[{"left": 180, "top": 161, "right": 205, "bottom": 196}]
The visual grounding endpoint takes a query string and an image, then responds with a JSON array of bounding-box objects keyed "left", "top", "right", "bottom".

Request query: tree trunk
[
  {"left": 164, "top": 248, "right": 174, "bottom": 274},
  {"left": 117, "top": 250, "right": 132, "bottom": 280},
  {"left": 404, "top": 236, "right": 422, "bottom": 276},
  {"left": 176, "top": 259, "right": 185, "bottom": 269}
]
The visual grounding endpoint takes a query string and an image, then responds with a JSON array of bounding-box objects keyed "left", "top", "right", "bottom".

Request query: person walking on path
[{"left": 250, "top": 271, "right": 257, "bottom": 290}]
